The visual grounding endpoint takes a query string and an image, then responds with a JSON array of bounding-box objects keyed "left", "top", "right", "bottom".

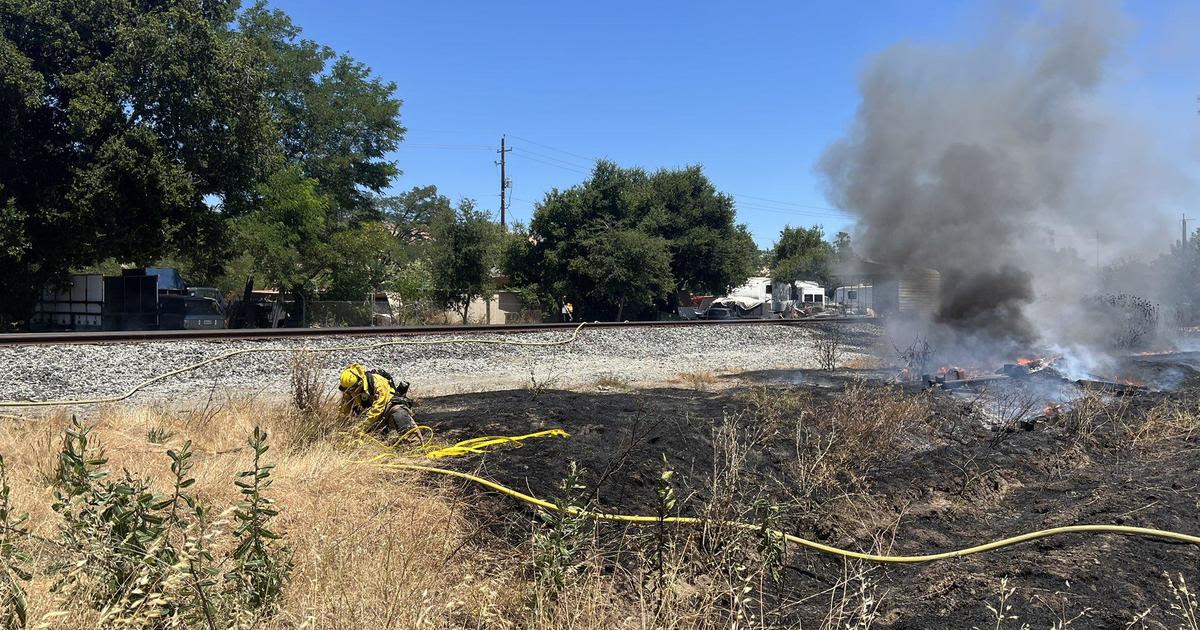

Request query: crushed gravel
[{"left": 0, "top": 324, "right": 876, "bottom": 409}]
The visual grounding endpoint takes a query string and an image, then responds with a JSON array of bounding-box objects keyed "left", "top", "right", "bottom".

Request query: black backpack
[{"left": 365, "top": 368, "right": 409, "bottom": 399}]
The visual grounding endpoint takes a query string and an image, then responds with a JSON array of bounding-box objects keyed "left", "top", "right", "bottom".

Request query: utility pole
[
  {"left": 497, "top": 135, "right": 512, "bottom": 229},
  {"left": 1184, "top": 213, "right": 1189, "bottom": 250}
]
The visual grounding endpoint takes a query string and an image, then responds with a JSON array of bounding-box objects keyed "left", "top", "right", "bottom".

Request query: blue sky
[{"left": 268, "top": 0, "right": 1198, "bottom": 248}]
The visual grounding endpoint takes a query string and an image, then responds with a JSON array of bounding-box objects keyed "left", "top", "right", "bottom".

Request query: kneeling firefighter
[{"left": 338, "top": 363, "right": 416, "bottom": 436}]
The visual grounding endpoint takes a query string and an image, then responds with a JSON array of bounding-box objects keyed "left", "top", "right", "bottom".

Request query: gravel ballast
[{"left": 0, "top": 324, "right": 873, "bottom": 407}]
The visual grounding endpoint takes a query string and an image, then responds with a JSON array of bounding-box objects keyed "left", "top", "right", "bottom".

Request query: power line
[
  {"left": 408, "top": 132, "right": 850, "bottom": 220},
  {"left": 733, "top": 201, "right": 846, "bottom": 216},
  {"left": 509, "top": 151, "right": 592, "bottom": 175},
  {"left": 509, "top": 135, "right": 848, "bottom": 215},
  {"left": 507, "top": 134, "right": 599, "bottom": 163},
  {"left": 398, "top": 143, "right": 494, "bottom": 150},
  {"left": 733, "top": 204, "right": 849, "bottom": 221},
  {"left": 513, "top": 146, "right": 592, "bottom": 171},
  {"left": 730, "top": 193, "right": 846, "bottom": 214}
]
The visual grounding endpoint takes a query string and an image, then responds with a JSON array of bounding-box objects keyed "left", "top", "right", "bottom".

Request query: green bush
[{"left": 41, "top": 418, "right": 291, "bottom": 627}]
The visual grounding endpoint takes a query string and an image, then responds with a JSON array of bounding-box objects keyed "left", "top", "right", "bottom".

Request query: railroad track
[{"left": 0, "top": 317, "right": 872, "bottom": 346}]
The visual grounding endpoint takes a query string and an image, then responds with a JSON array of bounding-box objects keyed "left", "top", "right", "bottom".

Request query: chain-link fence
[
  {"left": 304, "top": 291, "right": 544, "bottom": 327},
  {"left": 305, "top": 301, "right": 376, "bottom": 327}
]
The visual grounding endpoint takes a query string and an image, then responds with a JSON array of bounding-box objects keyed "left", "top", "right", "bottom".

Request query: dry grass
[
  {"left": 525, "top": 362, "right": 564, "bottom": 400},
  {"left": 7, "top": 379, "right": 1192, "bottom": 628},
  {"left": 1056, "top": 391, "right": 1200, "bottom": 455},
  {"left": 674, "top": 370, "right": 720, "bottom": 392},
  {"left": 781, "top": 382, "right": 932, "bottom": 515},
  {"left": 0, "top": 379, "right": 932, "bottom": 629},
  {"left": 0, "top": 399, "right": 528, "bottom": 628},
  {"left": 593, "top": 373, "right": 632, "bottom": 391},
  {"left": 844, "top": 355, "right": 881, "bottom": 370}
]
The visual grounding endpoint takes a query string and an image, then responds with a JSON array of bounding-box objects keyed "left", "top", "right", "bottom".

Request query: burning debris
[{"left": 894, "top": 347, "right": 1194, "bottom": 437}]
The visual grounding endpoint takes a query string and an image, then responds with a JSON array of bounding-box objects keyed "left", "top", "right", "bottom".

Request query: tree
[
  {"left": 833, "top": 231, "right": 856, "bottom": 263},
  {"left": 238, "top": 2, "right": 404, "bottom": 225},
  {"left": 506, "top": 161, "right": 756, "bottom": 320},
  {"left": 325, "top": 222, "right": 401, "bottom": 300},
  {"left": 0, "top": 0, "right": 277, "bottom": 323},
  {"left": 228, "top": 3, "right": 405, "bottom": 305},
  {"left": 569, "top": 227, "right": 673, "bottom": 321},
  {"left": 636, "top": 166, "right": 758, "bottom": 297},
  {"left": 428, "top": 201, "right": 500, "bottom": 324},
  {"left": 233, "top": 167, "right": 330, "bottom": 299},
  {"left": 770, "top": 226, "right": 834, "bottom": 287},
  {"left": 378, "top": 185, "right": 450, "bottom": 241}
]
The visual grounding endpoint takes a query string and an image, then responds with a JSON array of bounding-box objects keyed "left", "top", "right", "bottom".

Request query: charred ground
[{"left": 409, "top": 364, "right": 1200, "bottom": 628}]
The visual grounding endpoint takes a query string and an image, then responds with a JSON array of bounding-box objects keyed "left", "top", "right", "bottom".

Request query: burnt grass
[{"left": 410, "top": 378, "right": 1200, "bottom": 628}]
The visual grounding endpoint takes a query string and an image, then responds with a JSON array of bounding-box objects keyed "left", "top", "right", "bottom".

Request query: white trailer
[
  {"left": 770, "top": 280, "right": 826, "bottom": 313},
  {"left": 728, "top": 276, "right": 774, "bottom": 302},
  {"left": 713, "top": 276, "right": 828, "bottom": 316},
  {"left": 30, "top": 273, "right": 105, "bottom": 330},
  {"left": 794, "top": 281, "right": 826, "bottom": 307},
  {"left": 834, "top": 284, "right": 873, "bottom": 314}
]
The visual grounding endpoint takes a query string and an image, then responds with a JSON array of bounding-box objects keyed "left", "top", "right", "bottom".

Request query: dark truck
[{"left": 158, "top": 294, "right": 227, "bottom": 330}]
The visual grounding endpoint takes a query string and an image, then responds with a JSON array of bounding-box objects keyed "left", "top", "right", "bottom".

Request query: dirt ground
[{"left": 405, "top": 368, "right": 1200, "bottom": 628}]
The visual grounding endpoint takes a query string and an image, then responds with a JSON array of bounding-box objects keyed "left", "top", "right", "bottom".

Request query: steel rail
[{"left": 0, "top": 317, "right": 872, "bottom": 346}]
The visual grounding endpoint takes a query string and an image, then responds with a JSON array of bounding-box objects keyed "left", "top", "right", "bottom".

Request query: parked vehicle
[
  {"left": 158, "top": 294, "right": 227, "bottom": 330},
  {"left": 700, "top": 306, "right": 735, "bottom": 320},
  {"left": 187, "top": 287, "right": 227, "bottom": 309}
]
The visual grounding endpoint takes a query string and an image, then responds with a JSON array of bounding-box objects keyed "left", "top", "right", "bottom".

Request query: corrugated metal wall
[{"left": 898, "top": 268, "right": 942, "bottom": 314}]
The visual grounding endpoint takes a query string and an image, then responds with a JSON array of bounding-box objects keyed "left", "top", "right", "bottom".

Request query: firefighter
[{"left": 338, "top": 363, "right": 415, "bottom": 436}]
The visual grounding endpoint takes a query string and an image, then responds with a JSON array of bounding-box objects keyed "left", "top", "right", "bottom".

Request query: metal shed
[{"left": 836, "top": 262, "right": 941, "bottom": 316}]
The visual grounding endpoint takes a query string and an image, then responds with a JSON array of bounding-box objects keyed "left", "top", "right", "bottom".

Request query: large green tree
[
  {"left": 507, "top": 161, "right": 755, "bottom": 320},
  {"left": 229, "top": 2, "right": 405, "bottom": 306},
  {"left": 635, "top": 166, "right": 758, "bottom": 296},
  {"left": 0, "top": 0, "right": 277, "bottom": 323},
  {"left": 569, "top": 226, "right": 673, "bottom": 321},
  {"left": 234, "top": 167, "right": 330, "bottom": 297},
  {"left": 428, "top": 200, "right": 501, "bottom": 324},
  {"left": 238, "top": 2, "right": 404, "bottom": 225},
  {"left": 769, "top": 225, "right": 834, "bottom": 287}
]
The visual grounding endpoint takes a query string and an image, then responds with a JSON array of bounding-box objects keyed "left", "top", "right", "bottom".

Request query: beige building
[{"left": 441, "top": 290, "right": 541, "bottom": 324}]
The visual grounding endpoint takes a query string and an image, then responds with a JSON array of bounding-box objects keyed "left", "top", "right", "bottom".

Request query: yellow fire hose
[
  {"left": 347, "top": 425, "right": 571, "bottom": 461},
  {"left": 0, "top": 323, "right": 586, "bottom": 408},
  {"left": 349, "top": 428, "right": 1200, "bottom": 564},
  {"left": 377, "top": 460, "right": 1200, "bottom": 564}
]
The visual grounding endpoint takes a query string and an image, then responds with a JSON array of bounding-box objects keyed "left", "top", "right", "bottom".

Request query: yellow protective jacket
[{"left": 339, "top": 365, "right": 395, "bottom": 428}]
